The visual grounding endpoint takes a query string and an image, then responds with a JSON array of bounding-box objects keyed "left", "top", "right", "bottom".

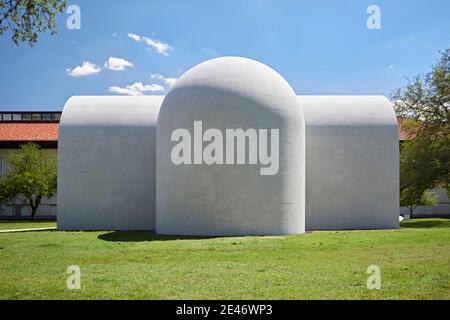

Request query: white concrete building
[
  {"left": 300, "top": 96, "right": 399, "bottom": 230},
  {"left": 57, "top": 57, "right": 400, "bottom": 234},
  {"left": 156, "top": 57, "right": 305, "bottom": 236},
  {"left": 58, "top": 96, "right": 161, "bottom": 230}
]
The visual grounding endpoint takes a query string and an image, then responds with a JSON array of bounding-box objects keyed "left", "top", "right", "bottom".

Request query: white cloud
[
  {"left": 109, "top": 82, "right": 165, "bottom": 96},
  {"left": 150, "top": 73, "right": 164, "bottom": 80},
  {"left": 164, "top": 77, "right": 177, "bottom": 87},
  {"left": 104, "top": 57, "right": 133, "bottom": 71},
  {"left": 66, "top": 61, "right": 101, "bottom": 77},
  {"left": 150, "top": 73, "right": 177, "bottom": 88},
  {"left": 127, "top": 33, "right": 172, "bottom": 56},
  {"left": 143, "top": 37, "right": 172, "bottom": 56},
  {"left": 127, "top": 33, "right": 141, "bottom": 42}
]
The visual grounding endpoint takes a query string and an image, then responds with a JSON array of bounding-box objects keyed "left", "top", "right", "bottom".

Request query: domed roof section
[{"left": 168, "top": 56, "right": 298, "bottom": 112}]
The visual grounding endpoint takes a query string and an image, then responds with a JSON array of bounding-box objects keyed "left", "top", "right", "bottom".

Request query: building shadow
[
  {"left": 401, "top": 218, "right": 450, "bottom": 229},
  {"left": 97, "top": 231, "right": 217, "bottom": 242}
]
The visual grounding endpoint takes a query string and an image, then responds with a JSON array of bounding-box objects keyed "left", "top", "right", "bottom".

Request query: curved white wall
[
  {"left": 299, "top": 96, "right": 399, "bottom": 230},
  {"left": 58, "top": 96, "right": 162, "bottom": 230},
  {"left": 156, "top": 57, "right": 305, "bottom": 236},
  {"left": 56, "top": 60, "right": 400, "bottom": 233}
]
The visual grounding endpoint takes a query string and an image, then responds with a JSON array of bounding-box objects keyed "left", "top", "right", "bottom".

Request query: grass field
[
  {"left": 0, "top": 220, "right": 56, "bottom": 230},
  {"left": 0, "top": 218, "right": 449, "bottom": 299}
]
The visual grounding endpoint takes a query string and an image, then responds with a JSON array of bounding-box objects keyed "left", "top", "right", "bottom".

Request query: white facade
[
  {"left": 58, "top": 57, "right": 399, "bottom": 233},
  {"left": 156, "top": 57, "right": 305, "bottom": 236},
  {"left": 300, "top": 96, "right": 399, "bottom": 230},
  {"left": 58, "top": 96, "right": 162, "bottom": 230}
]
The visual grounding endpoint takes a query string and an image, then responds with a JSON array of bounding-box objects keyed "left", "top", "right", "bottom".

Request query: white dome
[
  {"left": 156, "top": 56, "right": 305, "bottom": 236},
  {"left": 169, "top": 56, "right": 298, "bottom": 111}
]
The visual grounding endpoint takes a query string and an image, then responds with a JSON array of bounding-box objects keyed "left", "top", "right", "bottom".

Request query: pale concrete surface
[
  {"left": 156, "top": 57, "right": 306, "bottom": 236},
  {"left": 58, "top": 96, "right": 162, "bottom": 230},
  {"left": 0, "top": 227, "right": 56, "bottom": 233},
  {"left": 57, "top": 58, "right": 400, "bottom": 234},
  {"left": 299, "top": 96, "right": 399, "bottom": 230}
]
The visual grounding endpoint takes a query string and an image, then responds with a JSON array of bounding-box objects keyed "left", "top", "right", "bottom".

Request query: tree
[
  {"left": 0, "top": 143, "right": 57, "bottom": 220},
  {"left": 0, "top": 0, "right": 66, "bottom": 46},
  {"left": 399, "top": 127, "right": 445, "bottom": 213},
  {"left": 392, "top": 49, "right": 450, "bottom": 210},
  {"left": 399, "top": 138, "right": 439, "bottom": 216},
  {"left": 401, "top": 190, "right": 438, "bottom": 216},
  {"left": 393, "top": 49, "right": 449, "bottom": 128}
]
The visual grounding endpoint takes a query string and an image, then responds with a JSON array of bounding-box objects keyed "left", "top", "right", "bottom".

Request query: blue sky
[{"left": 0, "top": 0, "right": 448, "bottom": 111}]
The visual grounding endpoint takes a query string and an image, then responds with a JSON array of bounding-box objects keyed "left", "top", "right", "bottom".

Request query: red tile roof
[
  {"left": 0, "top": 123, "right": 59, "bottom": 141},
  {"left": 0, "top": 118, "right": 410, "bottom": 143}
]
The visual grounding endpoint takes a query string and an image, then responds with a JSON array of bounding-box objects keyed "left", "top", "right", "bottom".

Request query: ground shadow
[
  {"left": 401, "top": 218, "right": 450, "bottom": 229},
  {"left": 97, "top": 231, "right": 218, "bottom": 242}
]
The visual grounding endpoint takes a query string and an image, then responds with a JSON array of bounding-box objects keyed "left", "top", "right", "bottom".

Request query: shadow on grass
[
  {"left": 93, "top": 218, "right": 450, "bottom": 241},
  {"left": 401, "top": 218, "right": 450, "bottom": 229},
  {"left": 98, "top": 231, "right": 217, "bottom": 242}
]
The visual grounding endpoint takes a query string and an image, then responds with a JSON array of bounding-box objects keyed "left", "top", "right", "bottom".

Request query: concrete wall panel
[
  {"left": 156, "top": 57, "right": 306, "bottom": 236},
  {"left": 58, "top": 96, "right": 162, "bottom": 230},
  {"left": 299, "top": 96, "right": 399, "bottom": 230}
]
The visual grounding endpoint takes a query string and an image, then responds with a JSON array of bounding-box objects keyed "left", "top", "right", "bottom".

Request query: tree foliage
[
  {"left": 400, "top": 189, "right": 438, "bottom": 216},
  {"left": 399, "top": 135, "right": 440, "bottom": 214},
  {"left": 0, "top": 0, "right": 66, "bottom": 46},
  {"left": 393, "top": 49, "right": 449, "bottom": 127},
  {"left": 392, "top": 49, "right": 450, "bottom": 211},
  {"left": 0, "top": 143, "right": 57, "bottom": 219}
]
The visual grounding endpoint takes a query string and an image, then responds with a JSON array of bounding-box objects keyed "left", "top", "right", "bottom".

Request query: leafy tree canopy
[
  {"left": 392, "top": 49, "right": 450, "bottom": 212},
  {"left": 0, "top": 0, "right": 66, "bottom": 46},
  {"left": 0, "top": 143, "right": 57, "bottom": 219},
  {"left": 393, "top": 49, "right": 449, "bottom": 128}
]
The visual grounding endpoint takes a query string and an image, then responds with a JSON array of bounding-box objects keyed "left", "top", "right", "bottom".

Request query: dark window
[
  {"left": 1, "top": 112, "right": 61, "bottom": 122},
  {"left": 1, "top": 158, "right": 10, "bottom": 175},
  {"left": 42, "top": 113, "right": 53, "bottom": 121}
]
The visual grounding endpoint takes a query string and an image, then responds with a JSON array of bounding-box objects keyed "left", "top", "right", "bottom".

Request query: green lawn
[
  {"left": 0, "top": 220, "right": 56, "bottom": 230},
  {"left": 0, "top": 218, "right": 449, "bottom": 300}
]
